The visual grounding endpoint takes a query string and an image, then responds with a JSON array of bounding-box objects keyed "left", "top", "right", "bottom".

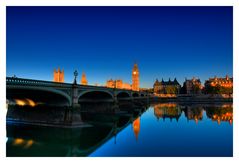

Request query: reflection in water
[
  {"left": 153, "top": 103, "right": 233, "bottom": 125},
  {"left": 14, "top": 98, "right": 37, "bottom": 107},
  {"left": 7, "top": 102, "right": 233, "bottom": 156},
  {"left": 205, "top": 104, "right": 233, "bottom": 125},
  {"left": 12, "top": 138, "right": 24, "bottom": 146},
  {"left": 153, "top": 103, "right": 181, "bottom": 122},
  {"left": 7, "top": 125, "right": 114, "bottom": 156},
  {"left": 132, "top": 117, "right": 140, "bottom": 141},
  {"left": 11, "top": 138, "right": 34, "bottom": 149},
  {"left": 184, "top": 106, "right": 203, "bottom": 124}
]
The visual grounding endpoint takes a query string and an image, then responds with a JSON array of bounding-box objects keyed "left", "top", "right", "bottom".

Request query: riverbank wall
[{"left": 150, "top": 94, "right": 232, "bottom": 104}]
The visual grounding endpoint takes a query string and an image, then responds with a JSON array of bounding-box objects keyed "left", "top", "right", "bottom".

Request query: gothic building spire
[{"left": 81, "top": 71, "right": 88, "bottom": 85}]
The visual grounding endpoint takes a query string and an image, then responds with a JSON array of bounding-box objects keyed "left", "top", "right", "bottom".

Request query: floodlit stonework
[
  {"left": 53, "top": 68, "right": 64, "bottom": 83},
  {"left": 106, "top": 63, "right": 140, "bottom": 91},
  {"left": 132, "top": 63, "right": 139, "bottom": 91},
  {"left": 81, "top": 72, "right": 88, "bottom": 85}
]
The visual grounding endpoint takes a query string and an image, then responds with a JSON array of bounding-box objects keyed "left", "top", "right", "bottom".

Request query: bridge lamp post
[{"left": 73, "top": 70, "right": 78, "bottom": 85}]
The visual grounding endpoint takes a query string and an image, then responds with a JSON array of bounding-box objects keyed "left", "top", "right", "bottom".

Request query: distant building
[
  {"left": 204, "top": 75, "right": 233, "bottom": 94},
  {"left": 106, "top": 63, "right": 140, "bottom": 90},
  {"left": 81, "top": 72, "right": 88, "bottom": 85},
  {"left": 106, "top": 79, "right": 115, "bottom": 88},
  {"left": 106, "top": 79, "right": 131, "bottom": 90},
  {"left": 116, "top": 79, "right": 123, "bottom": 88},
  {"left": 132, "top": 63, "right": 140, "bottom": 91},
  {"left": 183, "top": 77, "right": 202, "bottom": 94},
  {"left": 153, "top": 78, "right": 181, "bottom": 94},
  {"left": 205, "top": 75, "right": 233, "bottom": 88},
  {"left": 53, "top": 68, "right": 64, "bottom": 82},
  {"left": 122, "top": 83, "right": 132, "bottom": 90}
]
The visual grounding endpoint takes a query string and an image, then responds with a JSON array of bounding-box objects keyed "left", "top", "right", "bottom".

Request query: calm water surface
[{"left": 7, "top": 103, "right": 233, "bottom": 157}]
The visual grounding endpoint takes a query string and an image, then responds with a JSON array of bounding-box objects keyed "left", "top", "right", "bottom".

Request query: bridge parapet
[
  {"left": 6, "top": 77, "right": 72, "bottom": 88},
  {"left": 7, "top": 77, "right": 149, "bottom": 107},
  {"left": 7, "top": 77, "right": 147, "bottom": 94}
]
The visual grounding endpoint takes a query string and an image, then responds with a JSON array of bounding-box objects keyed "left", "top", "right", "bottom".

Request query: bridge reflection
[
  {"left": 7, "top": 104, "right": 147, "bottom": 156},
  {"left": 7, "top": 102, "right": 232, "bottom": 156}
]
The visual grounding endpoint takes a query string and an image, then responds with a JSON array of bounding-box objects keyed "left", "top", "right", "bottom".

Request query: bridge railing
[
  {"left": 6, "top": 77, "right": 73, "bottom": 87},
  {"left": 6, "top": 77, "right": 149, "bottom": 94}
]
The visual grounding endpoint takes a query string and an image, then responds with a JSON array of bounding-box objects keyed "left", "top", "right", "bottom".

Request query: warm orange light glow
[
  {"left": 217, "top": 119, "right": 221, "bottom": 125},
  {"left": 15, "top": 99, "right": 26, "bottom": 106},
  {"left": 13, "top": 138, "right": 24, "bottom": 145},
  {"left": 133, "top": 117, "right": 140, "bottom": 141},
  {"left": 157, "top": 103, "right": 177, "bottom": 108},
  {"left": 24, "top": 140, "right": 34, "bottom": 148},
  {"left": 15, "top": 98, "right": 37, "bottom": 107},
  {"left": 133, "top": 71, "right": 136, "bottom": 75},
  {"left": 211, "top": 111, "right": 233, "bottom": 125},
  {"left": 53, "top": 68, "right": 64, "bottom": 82},
  {"left": 25, "top": 98, "right": 36, "bottom": 107},
  {"left": 195, "top": 118, "right": 198, "bottom": 124},
  {"left": 154, "top": 94, "right": 177, "bottom": 98}
]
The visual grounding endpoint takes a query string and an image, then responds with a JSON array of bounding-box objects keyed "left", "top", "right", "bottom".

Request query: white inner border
[{"left": 0, "top": 0, "right": 238, "bottom": 162}]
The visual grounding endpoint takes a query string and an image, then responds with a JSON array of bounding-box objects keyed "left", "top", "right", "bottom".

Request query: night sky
[{"left": 7, "top": 6, "right": 232, "bottom": 88}]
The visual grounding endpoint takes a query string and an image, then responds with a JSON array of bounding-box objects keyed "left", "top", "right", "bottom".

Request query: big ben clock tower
[{"left": 132, "top": 63, "right": 139, "bottom": 91}]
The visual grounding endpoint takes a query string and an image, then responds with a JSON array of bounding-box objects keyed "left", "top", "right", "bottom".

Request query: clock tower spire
[{"left": 132, "top": 63, "right": 139, "bottom": 91}]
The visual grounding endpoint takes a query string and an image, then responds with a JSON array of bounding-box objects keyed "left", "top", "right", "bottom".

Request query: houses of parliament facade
[
  {"left": 53, "top": 63, "right": 140, "bottom": 91},
  {"left": 106, "top": 63, "right": 140, "bottom": 91}
]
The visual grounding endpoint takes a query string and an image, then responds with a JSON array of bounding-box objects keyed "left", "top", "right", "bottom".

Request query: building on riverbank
[
  {"left": 181, "top": 77, "right": 202, "bottom": 94},
  {"left": 204, "top": 75, "right": 233, "bottom": 94},
  {"left": 106, "top": 79, "right": 132, "bottom": 90},
  {"left": 106, "top": 63, "right": 139, "bottom": 91},
  {"left": 153, "top": 78, "right": 181, "bottom": 94}
]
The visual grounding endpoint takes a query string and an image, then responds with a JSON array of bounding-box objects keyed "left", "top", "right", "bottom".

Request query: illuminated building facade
[
  {"left": 204, "top": 75, "right": 233, "bottom": 94},
  {"left": 153, "top": 78, "right": 181, "bottom": 94},
  {"left": 53, "top": 68, "right": 64, "bottom": 82},
  {"left": 106, "top": 79, "right": 115, "bottom": 88},
  {"left": 106, "top": 79, "right": 131, "bottom": 90},
  {"left": 106, "top": 63, "right": 139, "bottom": 90},
  {"left": 81, "top": 72, "right": 88, "bottom": 85},
  {"left": 132, "top": 63, "right": 139, "bottom": 91},
  {"left": 183, "top": 77, "right": 202, "bottom": 94},
  {"left": 205, "top": 75, "right": 233, "bottom": 88}
]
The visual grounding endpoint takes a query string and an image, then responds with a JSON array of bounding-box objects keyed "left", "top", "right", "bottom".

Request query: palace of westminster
[{"left": 53, "top": 63, "right": 233, "bottom": 95}]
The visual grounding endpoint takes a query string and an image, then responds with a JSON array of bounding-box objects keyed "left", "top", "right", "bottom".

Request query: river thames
[{"left": 6, "top": 102, "right": 232, "bottom": 157}]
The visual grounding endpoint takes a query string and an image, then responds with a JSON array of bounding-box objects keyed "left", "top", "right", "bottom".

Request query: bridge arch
[
  {"left": 116, "top": 91, "right": 131, "bottom": 98},
  {"left": 7, "top": 86, "right": 72, "bottom": 106},
  {"left": 78, "top": 90, "right": 114, "bottom": 102},
  {"left": 132, "top": 92, "right": 139, "bottom": 97}
]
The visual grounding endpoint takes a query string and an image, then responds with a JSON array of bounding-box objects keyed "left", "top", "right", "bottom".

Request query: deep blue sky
[{"left": 7, "top": 6, "right": 232, "bottom": 88}]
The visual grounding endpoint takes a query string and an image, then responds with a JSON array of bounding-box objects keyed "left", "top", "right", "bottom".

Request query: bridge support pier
[
  {"left": 112, "top": 91, "right": 119, "bottom": 112},
  {"left": 72, "top": 84, "right": 80, "bottom": 108}
]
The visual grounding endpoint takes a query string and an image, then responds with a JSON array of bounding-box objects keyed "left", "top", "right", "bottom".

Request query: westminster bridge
[{"left": 6, "top": 77, "right": 150, "bottom": 108}]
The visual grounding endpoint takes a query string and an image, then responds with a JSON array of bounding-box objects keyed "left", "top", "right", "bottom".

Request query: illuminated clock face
[{"left": 133, "top": 71, "right": 137, "bottom": 75}]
